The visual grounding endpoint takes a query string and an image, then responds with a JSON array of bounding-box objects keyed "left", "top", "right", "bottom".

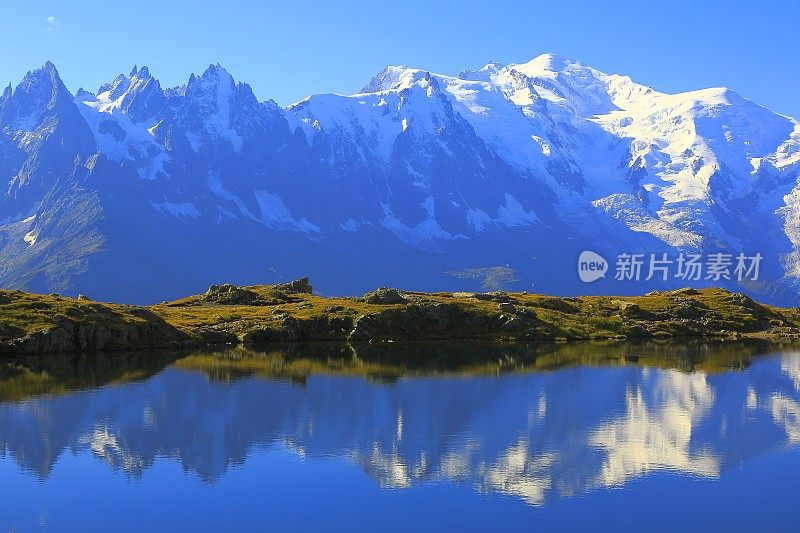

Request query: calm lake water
[{"left": 1, "top": 341, "right": 800, "bottom": 531}]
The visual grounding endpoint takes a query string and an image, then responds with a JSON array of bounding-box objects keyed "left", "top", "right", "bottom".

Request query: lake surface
[{"left": 1, "top": 341, "right": 800, "bottom": 531}]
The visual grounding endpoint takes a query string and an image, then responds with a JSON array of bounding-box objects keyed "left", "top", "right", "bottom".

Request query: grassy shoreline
[{"left": 1, "top": 279, "right": 800, "bottom": 355}]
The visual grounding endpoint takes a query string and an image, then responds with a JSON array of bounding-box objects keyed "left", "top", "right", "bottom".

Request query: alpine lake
[{"left": 2, "top": 340, "right": 800, "bottom": 531}]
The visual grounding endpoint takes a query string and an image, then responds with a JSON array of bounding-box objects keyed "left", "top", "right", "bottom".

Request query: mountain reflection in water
[{"left": 1, "top": 340, "right": 800, "bottom": 525}]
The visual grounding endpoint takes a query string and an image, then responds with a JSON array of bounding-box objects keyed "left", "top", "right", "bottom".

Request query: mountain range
[{"left": 1, "top": 54, "right": 798, "bottom": 304}]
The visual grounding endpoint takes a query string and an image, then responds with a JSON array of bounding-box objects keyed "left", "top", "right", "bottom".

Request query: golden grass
[{"left": 2, "top": 285, "right": 800, "bottom": 347}]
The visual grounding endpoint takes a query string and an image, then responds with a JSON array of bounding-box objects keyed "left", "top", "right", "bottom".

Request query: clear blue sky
[{"left": 1, "top": 0, "right": 798, "bottom": 117}]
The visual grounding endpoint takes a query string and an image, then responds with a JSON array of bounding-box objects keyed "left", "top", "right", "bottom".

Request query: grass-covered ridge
[{"left": 1, "top": 279, "right": 800, "bottom": 354}]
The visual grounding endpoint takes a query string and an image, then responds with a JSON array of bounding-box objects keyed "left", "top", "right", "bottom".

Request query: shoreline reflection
[{"left": 0, "top": 340, "right": 799, "bottom": 507}]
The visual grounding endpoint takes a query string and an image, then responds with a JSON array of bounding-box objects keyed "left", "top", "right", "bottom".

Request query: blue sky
[{"left": 1, "top": 0, "right": 798, "bottom": 117}]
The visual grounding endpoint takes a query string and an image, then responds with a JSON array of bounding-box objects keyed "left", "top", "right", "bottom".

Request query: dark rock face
[
  {"left": 203, "top": 284, "right": 259, "bottom": 305},
  {"left": 618, "top": 303, "right": 653, "bottom": 319},
  {"left": 672, "top": 299, "right": 707, "bottom": 320},
  {"left": 498, "top": 302, "right": 517, "bottom": 313},
  {"left": 238, "top": 314, "right": 353, "bottom": 343},
  {"left": 1, "top": 307, "right": 188, "bottom": 354},
  {"left": 500, "top": 316, "right": 524, "bottom": 332},
  {"left": 363, "top": 288, "right": 408, "bottom": 305},
  {"left": 194, "top": 328, "right": 239, "bottom": 345},
  {"left": 349, "top": 301, "right": 519, "bottom": 342}
]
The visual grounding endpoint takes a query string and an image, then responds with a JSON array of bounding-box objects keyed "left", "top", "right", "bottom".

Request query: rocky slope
[
  {"left": 1, "top": 278, "right": 799, "bottom": 355},
  {"left": 0, "top": 290, "right": 190, "bottom": 354}
]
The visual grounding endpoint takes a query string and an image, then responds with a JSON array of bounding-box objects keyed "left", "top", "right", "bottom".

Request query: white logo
[{"left": 578, "top": 250, "right": 608, "bottom": 283}]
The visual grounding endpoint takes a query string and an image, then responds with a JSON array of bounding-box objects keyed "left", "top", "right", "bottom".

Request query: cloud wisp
[{"left": 45, "top": 16, "right": 60, "bottom": 32}]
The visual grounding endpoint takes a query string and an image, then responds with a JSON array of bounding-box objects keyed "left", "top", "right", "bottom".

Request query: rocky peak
[{"left": 0, "top": 61, "right": 74, "bottom": 132}]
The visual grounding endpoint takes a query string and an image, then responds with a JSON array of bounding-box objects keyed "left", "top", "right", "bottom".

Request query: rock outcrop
[
  {"left": 349, "top": 301, "right": 530, "bottom": 342},
  {"left": 363, "top": 288, "right": 408, "bottom": 305},
  {"left": 274, "top": 277, "right": 314, "bottom": 295},
  {"left": 202, "top": 284, "right": 259, "bottom": 305}
]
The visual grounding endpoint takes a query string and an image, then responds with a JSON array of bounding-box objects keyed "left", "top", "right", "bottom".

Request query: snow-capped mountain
[{"left": 0, "top": 55, "right": 798, "bottom": 304}]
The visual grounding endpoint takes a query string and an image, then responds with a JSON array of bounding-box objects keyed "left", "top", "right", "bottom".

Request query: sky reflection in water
[{"left": 1, "top": 341, "right": 799, "bottom": 531}]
